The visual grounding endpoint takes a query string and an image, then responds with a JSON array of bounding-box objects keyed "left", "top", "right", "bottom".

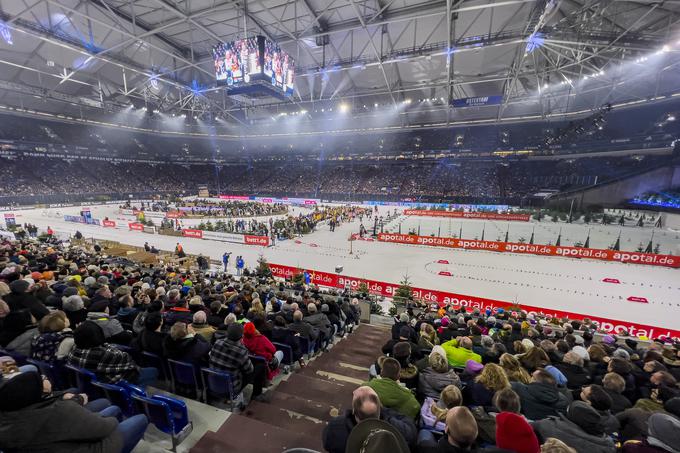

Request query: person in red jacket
[{"left": 242, "top": 322, "right": 283, "bottom": 382}]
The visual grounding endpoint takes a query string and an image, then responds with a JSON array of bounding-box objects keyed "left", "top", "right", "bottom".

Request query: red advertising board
[
  {"left": 102, "top": 220, "right": 116, "bottom": 228},
  {"left": 165, "top": 211, "right": 184, "bottom": 219},
  {"left": 244, "top": 235, "right": 270, "bottom": 246},
  {"left": 268, "top": 263, "right": 679, "bottom": 340},
  {"left": 377, "top": 233, "right": 680, "bottom": 269},
  {"left": 404, "top": 209, "right": 531, "bottom": 222},
  {"left": 128, "top": 222, "right": 144, "bottom": 231},
  {"left": 181, "top": 229, "right": 204, "bottom": 239}
]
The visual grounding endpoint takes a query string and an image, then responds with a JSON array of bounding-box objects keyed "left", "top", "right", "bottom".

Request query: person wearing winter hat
[
  {"left": 242, "top": 322, "right": 283, "bottom": 382},
  {"left": 622, "top": 413, "right": 680, "bottom": 453},
  {"left": 0, "top": 370, "right": 149, "bottom": 453},
  {"left": 62, "top": 294, "right": 87, "bottom": 327},
  {"left": 68, "top": 321, "right": 157, "bottom": 387},
  {"left": 495, "top": 411, "right": 540, "bottom": 453},
  {"left": 4, "top": 278, "right": 49, "bottom": 320},
  {"left": 571, "top": 345, "right": 590, "bottom": 361},
  {"left": 210, "top": 322, "right": 263, "bottom": 401}
]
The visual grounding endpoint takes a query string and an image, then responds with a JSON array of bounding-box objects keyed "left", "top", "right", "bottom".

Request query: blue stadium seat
[
  {"left": 139, "top": 351, "right": 168, "bottom": 382},
  {"left": 131, "top": 394, "right": 193, "bottom": 453},
  {"left": 26, "top": 358, "right": 65, "bottom": 390},
  {"left": 200, "top": 367, "right": 240, "bottom": 411},
  {"left": 0, "top": 348, "right": 28, "bottom": 366},
  {"left": 63, "top": 364, "right": 101, "bottom": 398},
  {"left": 166, "top": 359, "right": 201, "bottom": 400},
  {"left": 298, "top": 337, "right": 316, "bottom": 358},
  {"left": 272, "top": 342, "right": 294, "bottom": 366},
  {"left": 91, "top": 381, "right": 135, "bottom": 417}
]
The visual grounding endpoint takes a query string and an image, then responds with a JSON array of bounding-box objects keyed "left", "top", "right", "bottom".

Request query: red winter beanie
[{"left": 495, "top": 412, "right": 540, "bottom": 453}]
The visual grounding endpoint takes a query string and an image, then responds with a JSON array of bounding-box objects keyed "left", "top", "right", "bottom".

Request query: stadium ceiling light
[
  {"left": 668, "top": 115, "right": 676, "bottom": 121},
  {"left": 404, "top": 99, "right": 412, "bottom": 104},
  {"left": 339, "top": 103, "right": 349, "bottom": 112},
  {"left": 374, "top": 103, "right": 379, "bottom": 107}
]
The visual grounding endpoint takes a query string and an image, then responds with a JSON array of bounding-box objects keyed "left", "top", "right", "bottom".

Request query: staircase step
[
  {"left": 312, "top": 349, "right": 378, "bottom": 368},
  {"left": 212, "top": 414, "right": 322, "bottom": 452},
  {"left": 241, "top": 400, "right": 326, "bottom": 442},
  {"left": 299, "top": 361, "right": 368, "bottom": 384},
  {"left": 276, "top": 374, "right": 354, "bottom": 407},
  {"left": 266, "top": 391, "right": 345, "bottom": 421}
]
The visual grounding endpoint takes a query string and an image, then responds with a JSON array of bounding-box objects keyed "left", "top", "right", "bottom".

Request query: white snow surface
[{"left": 4, "top": 203, "right": 680, "bottom": 333}]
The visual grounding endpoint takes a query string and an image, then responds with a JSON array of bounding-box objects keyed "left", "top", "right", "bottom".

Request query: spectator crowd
[
  {"left": 322, "top": 305, "right": 680, "bottom": 453},
  {"left": 0, "top": 236, "right": 361, "bottom": 451}
]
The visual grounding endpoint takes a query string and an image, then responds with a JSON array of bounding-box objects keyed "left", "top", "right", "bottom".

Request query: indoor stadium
[{"left": 1, "top": 0, "right": 680, "bottom": 452}]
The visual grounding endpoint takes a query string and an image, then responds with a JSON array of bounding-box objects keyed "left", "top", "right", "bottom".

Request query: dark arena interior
[{"left": 2, "top": 1, "right": 680, "bottom": 452}]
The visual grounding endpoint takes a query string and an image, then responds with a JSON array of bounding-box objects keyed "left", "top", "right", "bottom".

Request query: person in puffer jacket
[{"left": 418, "top": 346, "right": 462, "bottom": 399}]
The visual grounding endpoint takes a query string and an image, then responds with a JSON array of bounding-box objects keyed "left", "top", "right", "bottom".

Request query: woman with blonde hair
[
  {"left": 465, "top": 363, "right": 510, "bottom": 407},
  {"left": 518, "top": 345, "right": 550, "bottom": 372},
  {"left": 418, "top": 323, "right": 439, "bottom": 350},
  {"left": 500, "top": 353, "right": 531, "bottom": 384},
  {"left": 418, "top": 346, "right": 461, "bottom": 399},
  {"left": 420, "top": 385, "right": 463, "bottom": 431}
]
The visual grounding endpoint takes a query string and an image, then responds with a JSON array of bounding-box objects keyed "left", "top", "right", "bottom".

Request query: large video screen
[
  {"left": 263, "top": 40, "right": 295, "bottom": 96},
  {"left": 213, "top": 36, "right": 294, "bottom": 96},
  {"left": 212, "top": 37, "right": 261, "bottom": 85}
]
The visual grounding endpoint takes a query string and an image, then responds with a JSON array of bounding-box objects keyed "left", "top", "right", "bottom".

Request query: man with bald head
[
  {"left": 322, "top": 385, "right": 416, "bottom": 453},
  {"left": 420, "top": 406, "right": 507, "bottom": 452}
]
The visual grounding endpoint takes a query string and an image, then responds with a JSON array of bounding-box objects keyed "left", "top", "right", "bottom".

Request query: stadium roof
[{"left": 1, "top": 0, "right": 680, "bottom": 134}]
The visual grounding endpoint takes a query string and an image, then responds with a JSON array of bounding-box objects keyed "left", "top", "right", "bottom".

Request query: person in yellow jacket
[
  {"left": 362, "top": 357, "right": 420, "bottom": 420},
  {"left": 441, "top": 336, "right": 482, "bottom": 368}
]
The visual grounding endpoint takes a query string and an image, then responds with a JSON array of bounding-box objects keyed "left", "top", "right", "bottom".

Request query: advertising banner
[
  {"left": 128, "top": 223, "right": 145, "bottom": 231},
  {"left": 404, "top": 210, "right": 531, "bottom": 222},
  {"left": 181, "top": 229, "right": 204, "bottom": 239},
  {"left": 268, "top": 263, "right": 680, "bottom": 340},
  {"left": 244, "top": 235, "right": 270, "bottom": 246},
  {"left": 451, "top": 95, "right": 503, "bottom": 108},
  {"left": 102, "top": 220, "right": 116, "bottom": 228},
  {"left": 202, "top": 230, "right": 247, "bottom": 243},
  {"left": 377, "top": 233, "right": 680, "bottom": 269},
  {"left": 165, "top": 211, "right": 184, "bottom": 219}
]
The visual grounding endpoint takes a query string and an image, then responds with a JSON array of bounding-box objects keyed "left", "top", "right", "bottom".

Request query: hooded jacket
[
  {"left": 511, "top": 381, "right": 570, "bottom": 420},
  {"left": 362, "top": 377, "right": 420, "bottom": 419},
  {"left": 163, "top": 334, "right": 210, "bottom": 364},
  {"left": 532, "top": 412, "right": 616, "bottom": 453}
]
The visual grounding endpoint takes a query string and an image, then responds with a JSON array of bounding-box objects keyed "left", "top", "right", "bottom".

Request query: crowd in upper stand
[
  {"left": 0, "top": 154, "right": 673, "bottom": 202},
  {"left": 322, "top": 308, "right": 680, "bottom": 453}
]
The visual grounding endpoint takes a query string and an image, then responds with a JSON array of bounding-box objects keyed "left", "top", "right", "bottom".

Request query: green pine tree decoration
[
  {"left": 394, "top": 274, "right": 414, "bottom": 304},
  {"left": 256, "top": 254, "right": 272, "bottom": 278}
]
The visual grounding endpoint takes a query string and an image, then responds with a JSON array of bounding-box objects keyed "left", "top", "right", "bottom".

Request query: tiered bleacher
[{"left": 1, "top": 235, "right": 680, "bottom": 453}]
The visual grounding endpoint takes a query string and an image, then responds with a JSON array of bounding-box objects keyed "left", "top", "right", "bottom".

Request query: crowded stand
[
  {"left": 0, "top": 153, "right": 675, "bottom": 204},
  {"left": 0, "top": 233, "right": 679, "bottom": 452}
]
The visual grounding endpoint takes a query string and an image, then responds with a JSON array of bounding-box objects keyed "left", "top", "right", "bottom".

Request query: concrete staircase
[{"left": 190, "top": 323, "right": 391, "bottom": 452}]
